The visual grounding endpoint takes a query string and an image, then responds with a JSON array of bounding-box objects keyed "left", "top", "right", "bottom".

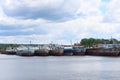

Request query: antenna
[
  {"left": 30, "top": 41, "right": 31, "bottom": 45},
  {"left": 70, "top": 40, "right": 73, "bottom": 47},
  {"left": 111, "top": 36, "right": 113, "bottom": 44}
]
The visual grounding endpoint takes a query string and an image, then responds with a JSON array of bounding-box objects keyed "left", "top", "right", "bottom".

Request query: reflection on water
[{"left": 0, "top": 54, "right": 120, "bottom": 80}]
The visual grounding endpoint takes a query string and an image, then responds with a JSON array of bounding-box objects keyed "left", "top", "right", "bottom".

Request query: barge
[{"left": 85, "top": 48, "right": 119, "bottom": 56}]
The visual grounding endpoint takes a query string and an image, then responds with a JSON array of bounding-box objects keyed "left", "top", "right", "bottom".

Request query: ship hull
[
  {"left": 49, "top": 50, "right": 63, "bottom": 56},
  {"left": 34, "top": 50, "right": 49, "bottom": 56},
  {"left": 16, "top": 52, "right": 34, "bottom": 56},
  {"left": 0, "top": 51, "right": 16, "bottom": 55},
  {"left": 0, "top": 50, "right": 7, "bottom": 54},
  {"left": 86, "top": 48, "right": 119, "bottom": 56},
  {"left": 6, "top": 51, "right": 16, "bottom": 55},
  {"left": 63, "top": 48, "right": 73, "bottom": 56},
  {"left": 73, "top": 46, "right": 86, "bottom": 56},
  {"left": 73, "top": 52, "right": 85, "bottom": 56},
  {"left": 63, "top": 53, "right": 73, "bottom": 56}
]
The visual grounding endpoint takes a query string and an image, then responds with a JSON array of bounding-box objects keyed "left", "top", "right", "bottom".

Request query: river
[{"left": 0, "top": 54, "right": 120, "bottom": 80}]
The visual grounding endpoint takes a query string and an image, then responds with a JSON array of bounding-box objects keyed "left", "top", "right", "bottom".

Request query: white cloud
[
  {"left": 1, "top": 0, "right": 81, "bottom": 21},
  {"left": 0, "top": 0, "right": 120, "bottom": 44},
  {"left": 103, "top": 0, "right": 120, "bottom": 23}
]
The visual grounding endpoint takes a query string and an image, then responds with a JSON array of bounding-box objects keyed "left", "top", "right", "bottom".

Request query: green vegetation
[
  {"left": 0, "top": 44, "right": 19, "bottom": 50},
  {"left": 80, "top": 38, "right": 101, "bottom": 47},
  {"left": 0, "top": 44, "right": 8, "bottom": 50},
  {"left": 75, "top": 38, "right": 120, "bottom": 47}
]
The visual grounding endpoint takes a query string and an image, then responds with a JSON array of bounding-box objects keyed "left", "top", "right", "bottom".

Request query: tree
[{"left": 80, "top": 38, "right": 120, "bottom": 47}]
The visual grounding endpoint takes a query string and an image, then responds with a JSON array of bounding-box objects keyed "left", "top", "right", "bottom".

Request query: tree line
[
  {"left": 75, "top": 38, "right": 120, "bottom": 47},
  {"left": 0, "top": 44, "right": 19, "bottom": 50}
]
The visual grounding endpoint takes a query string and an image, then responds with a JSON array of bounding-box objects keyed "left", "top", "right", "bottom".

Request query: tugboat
[
  {"left": 73, "top": 46, "right": 86, "bottom": 56},
  {"left": 16, "top": 45, "right": 34, "bottom": 56}
]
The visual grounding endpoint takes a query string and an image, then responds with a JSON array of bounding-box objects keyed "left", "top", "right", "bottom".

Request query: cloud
[
  {"left": 0, "top": 0, "right": 120, "bottom": 44},
  {"left": 1, "top": 0, "right": 103, "bottom": 22},
  {"left": 0, "top": 22, "right": 51, "bottom": 36},
  {"left": 103, "top": 0, "right": 120, "bottom": 23},
  {"left": 101, "top": 0, "right": 111, "bottom": 3},
  {"left": 1, "top": 0, "right": 81, "bottom": 21}
]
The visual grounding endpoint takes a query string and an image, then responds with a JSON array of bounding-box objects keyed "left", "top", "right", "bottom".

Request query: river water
[{"left": 0, "top": 54, "right": 120, "bottom": 80}]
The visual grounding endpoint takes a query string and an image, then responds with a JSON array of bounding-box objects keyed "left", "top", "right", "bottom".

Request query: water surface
[{"left": 0, "top": 54, "right": 120, "bottom": 80}]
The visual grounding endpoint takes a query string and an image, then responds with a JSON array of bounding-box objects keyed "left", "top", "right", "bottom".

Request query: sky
[{"left": 0, "top": 0, "right": 120, "bottom": 44}]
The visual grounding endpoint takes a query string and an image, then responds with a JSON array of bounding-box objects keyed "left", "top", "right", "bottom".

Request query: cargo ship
[
  {"left": 49, "top": 44, "right": 64, "bottom": 56},
  {"left": 0, "top": 47, "right": 16, "bottom": 55},
  {"left": 73, "top": 46, "right": 86, "bottom": 56},
  {"left": 63, "top": 47, "right": 73, "bottom": 56},
  {"left": 35, "top": 49, "right": 49, "bottom": 56},
  {"left": 85, "top": 48, "right": 120, "bottom": 56},
  {"left": 16, "top": 46, "right": 34, "bottom": 56},
  {"left": 34, "top": 45, "right": 49, "bottom": 56}
]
